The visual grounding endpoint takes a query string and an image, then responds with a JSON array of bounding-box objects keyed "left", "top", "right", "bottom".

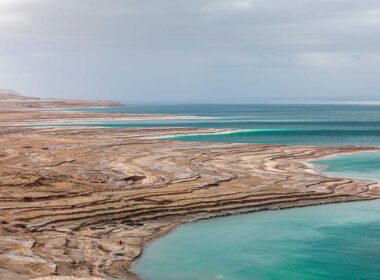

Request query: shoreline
[
  {"left": 9, "top": 115, "right": 215, "bottom": 126},
  {"left": 305, "top": 150, "right": 380, "bottom": 178},
  {"left": 126, "top": 142, "right": 380, "bottom": 280},
  {"left": 0, "top": 106, "right": 380, "bottom": 279},
  {"left": 0, "top": 107, "right": 215, "bottom": 128},
  {"left": 146, "top": 128, "right": 248, "bottom": 140},
  {"left": 129, "top": 147, "right": 380, "bottom": 280},
  {"left": 130, "top": 193, "right": 380, "bottom": 280}
]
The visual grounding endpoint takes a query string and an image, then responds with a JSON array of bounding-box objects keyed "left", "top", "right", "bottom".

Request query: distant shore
[
  {"left": 0, "top": 108, "right": 213, "bottom": 126},
  {"left": 0, "top": 91, "right": 124, "bottom": 109}
]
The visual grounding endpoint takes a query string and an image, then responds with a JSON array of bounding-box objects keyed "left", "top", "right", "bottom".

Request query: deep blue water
[{"left": 69, "top": 104, "right": 380, "bottom": 146}]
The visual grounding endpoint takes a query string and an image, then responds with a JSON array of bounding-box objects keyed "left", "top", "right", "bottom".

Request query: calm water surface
[
  {"left": 65, "top": 104, "right": 380, "bottom": 146},
  {"left": 313, "top": 151, "right": 380, "bottom": 181},
  {"left": 134, "top": 199, "right": 380, "bottom": 280}
]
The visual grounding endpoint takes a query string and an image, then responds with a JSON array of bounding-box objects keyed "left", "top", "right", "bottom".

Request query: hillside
[{"left": 0, "top": 90, "right": 123, "bottom": 108}]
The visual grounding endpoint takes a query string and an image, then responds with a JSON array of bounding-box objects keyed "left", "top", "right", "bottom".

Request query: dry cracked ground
[{"left": 0, "top": 111, "right": 380, "bottom": 280}]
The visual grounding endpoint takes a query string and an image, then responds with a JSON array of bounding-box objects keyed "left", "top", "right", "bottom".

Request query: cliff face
[{"left": 0, "top": 90, "right": 124, "bottom": 108}]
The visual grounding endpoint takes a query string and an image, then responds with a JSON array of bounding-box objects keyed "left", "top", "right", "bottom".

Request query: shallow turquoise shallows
[
  {"left": 51, "top": 104, "right": 380, "bottom": 146},
  {"left": 133, "top": 199, "right": 380, "bottom": 280},
  {"left": 313, "top": 151, "right": 380, "bottom": 181}
]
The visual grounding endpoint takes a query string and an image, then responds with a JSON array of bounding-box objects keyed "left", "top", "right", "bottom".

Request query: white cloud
[
  {"left": 0, "top": 0, "right": 30, "bottom": 25},
  {"left": 203, "top": 0, "right": 262, "bottom": 12},
  {"left": 349, "top": 9, "right": 380, "bottom": 25},
  {"left": 296, "top": 52, "right": 358, "bottom": 68}
]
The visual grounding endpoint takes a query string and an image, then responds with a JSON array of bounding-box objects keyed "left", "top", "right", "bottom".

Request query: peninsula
[{"left": 0, "top": 94, "right": 379, "bottom": 280}]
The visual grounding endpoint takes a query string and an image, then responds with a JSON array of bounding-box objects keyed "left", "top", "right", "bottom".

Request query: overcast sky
[{"left": 1, "top": 0, "right": 380, "bottom": 103}]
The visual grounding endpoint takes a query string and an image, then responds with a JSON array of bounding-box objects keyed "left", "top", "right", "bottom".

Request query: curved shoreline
[
  {"left": 130, "top": 196, "right": 380, "bottom": 280},
  {"left": 0, "top": 108, "right": 380, "bottom": 279},
  {"left": 303, "top": 150, "right": 380, "bottom": 176},
  {"left": 2, "top": 126, "right": 380, "bottom": 280},
  {"left": 133, "top": 198, "right": 380, "bottom": 280},
  {"left": 129, "top": 140, "right": 380, "bottom": 279},
  {"left": 129, "top": 148, "right": 380, "bottom": 280},
  {"left": 148, "top": 128, "right": 249, "bottom": 140}
]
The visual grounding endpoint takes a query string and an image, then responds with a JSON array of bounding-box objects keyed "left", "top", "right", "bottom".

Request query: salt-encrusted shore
[{"left": 0, "top": 103, "right": 379, "bottom": 280}]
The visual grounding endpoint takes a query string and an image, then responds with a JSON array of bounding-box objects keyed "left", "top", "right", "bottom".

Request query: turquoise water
[
  {"left": 67, "top": 104, "right": 380, "bottom": 146},
  {"left": 313, "top": 151, "right": 380, "bottom": 181},
  {"left": 134, "top": 199, "right": 380, "bottom": 280}
]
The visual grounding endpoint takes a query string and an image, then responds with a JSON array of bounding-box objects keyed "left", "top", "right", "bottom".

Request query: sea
[
  {"left": 72, "top": 104, "right": 380, "bottom": 146},
  {"left": 133, "top": 199, "right": 380, "bottom": 280}
]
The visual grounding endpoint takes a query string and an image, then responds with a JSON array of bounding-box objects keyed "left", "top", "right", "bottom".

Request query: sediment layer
[
  {"left": 0, "top": 109, "right": 210, "bottom": 126},
  {"left": 0, "top": 108, "right": 379, "bottom": 280}
]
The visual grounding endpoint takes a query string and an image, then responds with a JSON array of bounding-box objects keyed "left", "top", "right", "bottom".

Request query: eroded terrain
[{"left": 0, "top": 109, "right": 379, "bottom": 280}]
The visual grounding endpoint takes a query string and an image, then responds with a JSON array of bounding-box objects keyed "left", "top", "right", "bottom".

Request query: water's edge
[{"left": 131, "top": 149, "right": 379, "bottom": 279}]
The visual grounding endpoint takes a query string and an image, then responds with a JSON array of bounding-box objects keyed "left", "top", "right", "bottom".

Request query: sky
[{"left": 1, "top": 0, "right": 380, "bottom": 103}]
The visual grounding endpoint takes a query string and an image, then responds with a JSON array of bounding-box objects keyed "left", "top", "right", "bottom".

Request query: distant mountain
[
  {"left": 0, "top": 90, "right": 40, "bottom": 101},
  {"left": 0, "top": 89, "right": 124, "bottom": 108}
]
